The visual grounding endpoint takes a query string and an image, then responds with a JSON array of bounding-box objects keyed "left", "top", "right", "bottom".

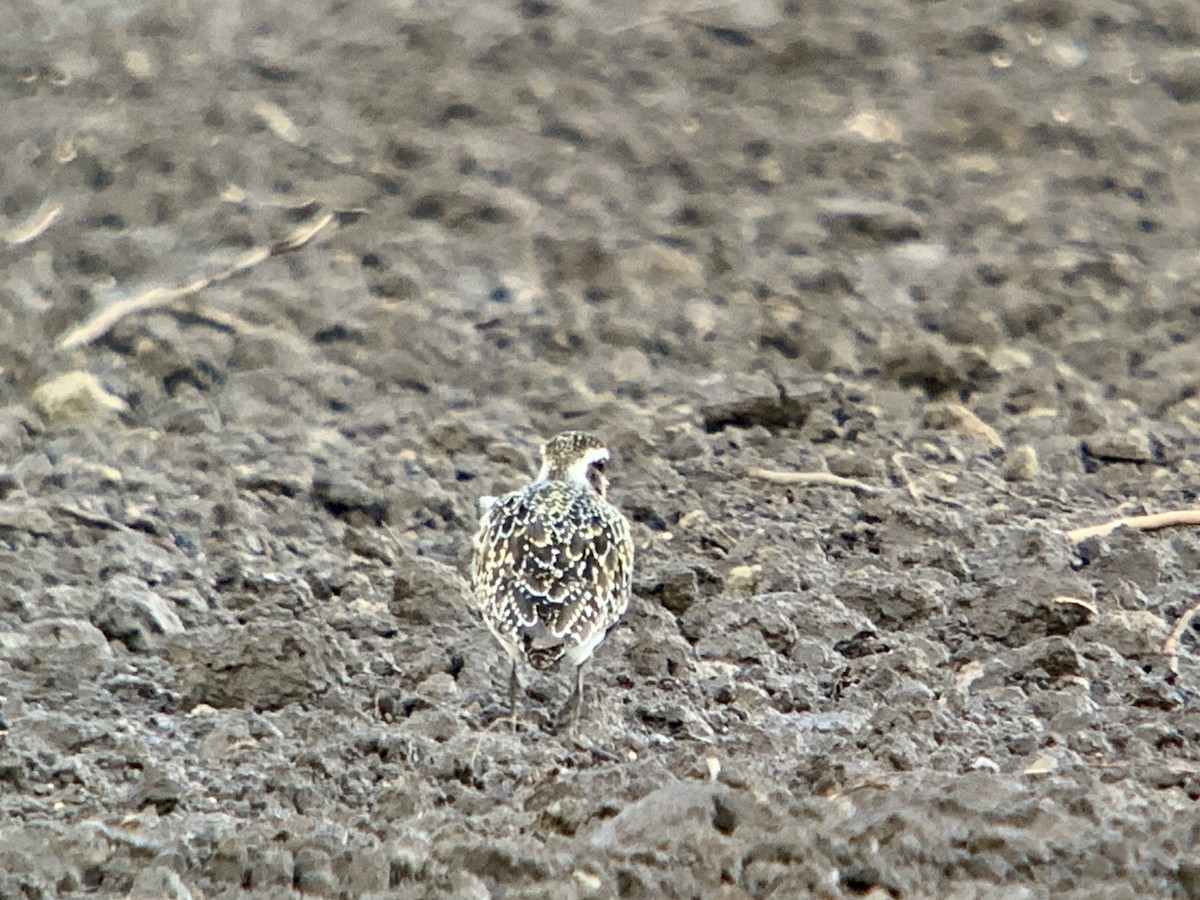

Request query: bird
[{"left": 471, "top": 431, "right": 634, "bottom": 728}]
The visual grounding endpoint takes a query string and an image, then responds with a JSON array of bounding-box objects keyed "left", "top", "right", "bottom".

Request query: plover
[{"left": 472, "top": 431, "right": 634, "bottom": 726}]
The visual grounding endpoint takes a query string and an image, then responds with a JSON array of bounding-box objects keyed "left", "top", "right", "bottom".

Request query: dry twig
[
  {"left": 922, "top": 401, "right": 1004, "bottom": 449},
  {"left": 890, "top": 452, "right": 923, "bottom": 504},
  {"left": 1066, "top": 509, "right": 1200, "bottom": 543},
  {"left": 55, "top": 504, "right": 179, "bottom": 553},
  {"left": 747, "top": 467, "right": 883, "bottom": 496},
  {"left": 1048, "top": 595, "right": 1099, "bottom": 618},
  {"left": 55, "top": 504, "right": 127, "bottom": 531},
  {"left": 58, "top": 212, "right": 337, "bottom": 349},
  {"left": 1164, "top": 599, "right": 1200, "bottom": 678},
  {"left": 821, "top": 774, "right": 893, "bottom": 799},
  {"left": 5, "top": 202, "right": 62, "bottom": 245}
]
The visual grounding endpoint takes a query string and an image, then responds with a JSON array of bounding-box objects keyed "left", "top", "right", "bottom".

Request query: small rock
[
  {"left": 1022, "top": 751, "right": 1058, "bottom": 776},
  {"left": 1014, "top": 635, "right": 1081, "bottom": 680},
  {"left": 1066, "top": 395, "right": 1109, "bottom": 436},
  {"left": 825, "top": 449, "right": 877, "bottom": 479},
  {"left": 343, "top": 526, "right": 396, "bottom": 563},
  {"left": 923, "top": 401, "right": 1003, "bottom": 449},
  {"left": 293, "top": 847, "right": 338, "bottom": 897},
  {"left": 626, "top": 603, "right": 694, "bottom": 677},
  {"left": 725, "top": 565, "right": 760, "bottom": 598},
  {"left": 385, "top": 832, "right": 433, "bottom": 882},
  {"left": 662, "top": 428, "right": 706, "bottom": 462},
  {"left": 1044, "top": 37, "right": 1087, "bottom": 70},
  {"left": 645, "top": 569, "right": 700, "bottom": 615},
  {"left": 234, "top": 461, "right": 311, "bottom": 498},
  {"left": 128, "top": 766, "right": 186, "bottom": 815},
  {"left": 11, "top": 618, "right": 113, "bottom": 677},
  {"left": 426, "top": 414, "right": 499, "bottom": 455},
  {"left": 850, "top": 566, "right": 956, "bottom": 630},
  {"left": 1159, "top": 59, "right": 1200, "bottom": 105},
  {"left": 208, "top": 837, "right": 250, "bottom": 886},
  {"left": 312, "top": 472, "right": 389, "bottom": 525},
  {"left": 607, "top": 346, "right": 652, "bottom": 384},
  {"left": 0, "top": 406, "right": 40, "bottom": 457},
  {"left": 621, "top": 242, "right": 706, "bottom": 289},
  {"left": 91, "top": 576, "right": 185, "bottom": 652},
  {"left": 816, "top": 197, "right": 922, "bottom": 243},
  {"left": 445, "top": 870, "right": 491, "bottom": 900},
  {"left": 574, "top": 869, "right": 604, "bottom": 892},
  {"left": 700, "top": 374, "right": 822, "bottom": 433},
  {"left": 128, "top": 866, "right": 194, "bottom": 900},
  {"left": 1031, "top": 434, "right": 1086, "bottom": 475},
  {"left": 0, "top": 751, "right": 25, "bottom": 785},
  {"left": 1036, "top": 596, "right": 1095, "bottom": 634},
  {"left": 881, "top": 333, "right": 966, "bottom": 396},
  {"left": 1163, "top": 396, "right": 1200, "bottom": 433},
  {"left": 1082, "top": 430, "right": 1154, "bottom": 463},
  {"left": 682, "top": 592, "right": 805, "bottom": 666},
  {"left": 796, "top": 406, "right": 841, "bottom": 442},
  {"left": 165, "top": 621, "right": 340, "bottom": 710},
  {"left": 247, "top": 847, "right": 294, "bottom": 891},
  {"left": 1001, "top": 444, "right": 1039, "bottom": 481},
  {"left": 0, "top": 500, "right": 54, "bottom": 535},
  {"left": 343, "top": 846, "right": 391, "bottom": 895},
  {"left": 589, "top": 781, "right": 731, "bottom": 851},
  {"left": 415, "top": 672, "right": 459, "bottom": 704},
  {"left": 30, "top": 371, "right": 128, "bottom": 422},
  {"left": 1077, "top": 610, "right": 1170, "bottom": 662},
  {"left": 989, "top": 346, "right": 1033, "bottom": 373},
  {"left": 391, "top": 550, "right": 472, "bottom": 626}
]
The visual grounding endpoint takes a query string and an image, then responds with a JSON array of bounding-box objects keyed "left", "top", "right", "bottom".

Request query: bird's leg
[
  {"left": 558, "top": 662, "right": 585, "bottom": 732},
  {"left": 508, "top": 660, "right": 520, "bottom": 732}
]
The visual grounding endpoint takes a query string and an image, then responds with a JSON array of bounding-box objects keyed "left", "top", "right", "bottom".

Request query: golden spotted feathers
[{"left": 471, "top": 432, "right": 633, "bottom": 671}]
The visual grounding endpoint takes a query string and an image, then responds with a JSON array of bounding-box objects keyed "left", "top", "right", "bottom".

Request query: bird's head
[{"left": 537, "top": 431, "right": 611, "bottom": 497}]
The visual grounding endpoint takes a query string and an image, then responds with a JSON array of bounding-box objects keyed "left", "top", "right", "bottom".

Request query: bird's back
[{"left": 472, "top": 478, "right": 633, "bottom": 670}]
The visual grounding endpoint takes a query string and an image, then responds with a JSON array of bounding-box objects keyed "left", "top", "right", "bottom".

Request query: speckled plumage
[{"left": 472, "top": 431, "right": 633, "bottom": 721}]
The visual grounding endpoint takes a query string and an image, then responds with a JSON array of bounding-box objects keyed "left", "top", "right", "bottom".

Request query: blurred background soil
[{"left": 2, "top": 0, "right": 1200, "bottom": 897}]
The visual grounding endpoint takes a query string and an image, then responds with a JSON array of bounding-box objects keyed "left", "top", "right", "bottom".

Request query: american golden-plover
[{"left": 472, "top": 431, "right": 634, "bottom": 726}]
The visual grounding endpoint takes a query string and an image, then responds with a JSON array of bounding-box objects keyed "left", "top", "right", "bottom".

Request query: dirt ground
[{"left": 2, "top": 0, "right": 1200, "bottom": 897}]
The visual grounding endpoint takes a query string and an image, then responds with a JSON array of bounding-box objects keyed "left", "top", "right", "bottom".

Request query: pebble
[
  {"left": 647, "top": 568, "right": 700, "bottom": 615},
  {"left": 1082, "top": 429, "right": 1153, "bottom": 463},
  {"left": 30, "top": 371, "right": 128, "bottom": 422},
  {"left": 128, "top": 866, "right": 194, "bottom": 900},
  {"left": 1001, "top": 444, "right": 1039, "bottom": 481},
  {"left": 92, "top": 576, "right": 185, "bottom": 652},
  {"left": 725, "top": 564, "right": 761, "bottom": 597},
  {"left": 0, "top": 500, "right": 54, "bottom": 535}
]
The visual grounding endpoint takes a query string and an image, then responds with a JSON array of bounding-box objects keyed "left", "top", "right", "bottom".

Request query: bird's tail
[{"left": 523, "top": 639, "right": 566, "bottom": 671}]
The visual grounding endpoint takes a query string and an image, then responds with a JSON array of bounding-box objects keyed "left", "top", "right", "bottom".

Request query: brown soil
[{"left": 2, "top": 0, "right": 1200, "bottom": 897}]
